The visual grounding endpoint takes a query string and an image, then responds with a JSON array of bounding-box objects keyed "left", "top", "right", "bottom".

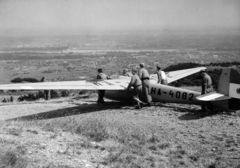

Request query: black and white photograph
[{"left": 0, "top": 0, "right": 240, "bottom": 167}]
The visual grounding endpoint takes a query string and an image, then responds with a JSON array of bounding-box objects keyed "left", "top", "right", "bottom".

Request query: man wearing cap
[
  {"left": 156, "top": 65, "right": 168, "bottom": 85},
  {"left": 122, "top": 68, "right": 133, "bottom": 77},
  {"left": 126, "top": 68, "right": 144, "bottom": 109},
  {"left": 97, "top": 68, "right": 111, "bottom": 104},
  {"left": 200, "top": 69, "right": 213, "bottom": 112},
  {"left": 138, "top": 63, "right": 152, "bottom": 106}
]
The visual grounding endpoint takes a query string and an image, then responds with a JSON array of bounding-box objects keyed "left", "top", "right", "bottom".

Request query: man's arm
[
  {"left": 97, "top": 74, "right": 103, "bottom": 80},
  {"left": 157, "top": 71, "right": 161, "bottom": 84},
  {"left": 201, "top": 77, "right": 207, "bottom": 94},
  {"left": 206, "top": 76, "right": 212, "bottom": 88},
  {"left": 138, "top": 69, "right": 143, "bottom": 79},
  {"left": 127, "top": 77, "right": 135, "bottom": 90}
]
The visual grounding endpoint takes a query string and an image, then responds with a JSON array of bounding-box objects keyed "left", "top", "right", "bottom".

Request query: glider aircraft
[{"left": 0, "top": 67, "right": 239, "bottom": 110}]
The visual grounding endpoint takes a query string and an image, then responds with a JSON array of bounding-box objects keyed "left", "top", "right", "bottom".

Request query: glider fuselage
[{"left": 105, "top": 81, "right": 201, "bottom": 105}]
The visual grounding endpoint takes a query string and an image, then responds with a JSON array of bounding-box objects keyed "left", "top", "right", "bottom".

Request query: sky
[{"left": 0, "top": 0, "right": 239, "bottom": 34}]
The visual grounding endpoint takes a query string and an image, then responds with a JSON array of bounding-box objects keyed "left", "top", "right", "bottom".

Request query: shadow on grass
[
  {"left": 147, "top": 102, "right": 206, "bottom": 120},
  {"left": 177, "top": 108, "right": 222, "bottom": 120},
  {"left": 8, "top": 101, "right": 134, "bottom": 121},
  {"left": 152, "top": 103, "right": 207, "bottom": 120},
  {"left": 178, "top": 111, "right": 204, "bottom": 120}
]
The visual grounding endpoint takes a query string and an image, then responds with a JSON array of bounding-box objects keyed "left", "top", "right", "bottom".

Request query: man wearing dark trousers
[
  {"left": 40, "top": 77, "right": 50, "bottom": 100},
  {"left": 97, "top": 68, "right": 110, "bottom": 105}
]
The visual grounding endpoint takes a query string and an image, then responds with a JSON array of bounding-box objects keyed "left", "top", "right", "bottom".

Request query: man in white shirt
[{"left": 156, "top": 65, "right": 168, "bottom": 85}]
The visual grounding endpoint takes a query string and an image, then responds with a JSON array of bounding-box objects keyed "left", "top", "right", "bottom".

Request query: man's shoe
[
  {"left": 146, "top": 103, "right": 151, "bottom": 107},
  {"left": 198, "top": 109, "right": 206, "bottom": 112},
  {"left": 139, "top": 103, "right": 144, "bottom": 108},
  {"left": 100, "top": 101, "right": 105, "bottom": 104},
  {"left": 135, "top": 106, "right": 141, "bottom": 109},
  {"left": 97, "top": 102, "right": 105, "bottom": 105}
]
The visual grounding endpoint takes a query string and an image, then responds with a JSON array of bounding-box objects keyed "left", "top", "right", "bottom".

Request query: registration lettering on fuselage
[{"left": 150, "top": 87, "right": 194, "bottom": 101}]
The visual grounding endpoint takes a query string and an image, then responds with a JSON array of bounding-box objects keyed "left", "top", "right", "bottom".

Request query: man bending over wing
[{"left": 127, "top": 68, "right": 144, "bottom": 109}]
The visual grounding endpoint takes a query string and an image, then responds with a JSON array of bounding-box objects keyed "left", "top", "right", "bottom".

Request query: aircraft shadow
[
  {"left": 178, "top": 111, "right": 205, "bottom": 120},
  {"left": 153, "top": 103, "right": 215, "bottom": 120},
  {"left": 7, "top": 100, "right": 222, "bottom": 121},
  {"left": 8, "top": 101, "right": 134, "bottom": 121},
  {"left": 175, "top": 107, "right": 221, "bottom": 120}
]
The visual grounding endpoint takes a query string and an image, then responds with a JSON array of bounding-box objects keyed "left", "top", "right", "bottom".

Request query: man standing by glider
[
  {"left": 97, "top": 68, "right": 111, "bottom": 105},
  {"left": 200, "top": 69, "right": 213, "bottom": 112},
  {"left": 138, "top": 63, "right": 152, "bottom": 106}
]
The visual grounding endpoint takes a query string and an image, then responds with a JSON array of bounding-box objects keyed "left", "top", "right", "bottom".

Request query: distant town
[{"left": 0, "top": 33, "right": 240, "bottom": 84}]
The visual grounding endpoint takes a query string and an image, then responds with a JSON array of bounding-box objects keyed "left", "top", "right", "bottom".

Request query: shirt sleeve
[
  {"left": 201, "top": 77, "right": 207, "bottom": 94},
  {"left": 138, "top": 70, "right": 142, "bottom": 79},
  {"left": 127, "top": 76, "right": 135, "bottom": 90},
  {"left": 157, "top": 71, "right": 161, "bottom": 83},
  {"left": 203, "top": 77, "right": 208, "bottom": 86},
  {"left": 97, "top": 74, "right": 101, "bottom": 79},
  {"left": 207, "top": 76, "right": 212, "bottom": 88}
]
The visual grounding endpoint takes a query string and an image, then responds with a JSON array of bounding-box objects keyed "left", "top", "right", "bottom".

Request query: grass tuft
[
  {"left": 0, "top": 150, "right": 28, "bottom": 168},
  {"left": 75, "top": 118, "right": 109, "bottom": 142}
]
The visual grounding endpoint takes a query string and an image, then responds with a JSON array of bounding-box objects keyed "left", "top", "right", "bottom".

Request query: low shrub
[
  {"left": 75, "top": 118, "right": 109, "bottom": 142},
  {"left": 0, "top": 150, "right": 28, "bottom": 168}
]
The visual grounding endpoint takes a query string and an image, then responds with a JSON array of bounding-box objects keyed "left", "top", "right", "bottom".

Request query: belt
[
  {"left": 141, "top": 77, "right": 149, "bottom": 80},
  {"left": 135, "top": 84, "right": 141, "bottom": 87}
]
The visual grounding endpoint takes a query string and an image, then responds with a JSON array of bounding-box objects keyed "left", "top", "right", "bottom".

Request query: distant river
[
  {"left": 62, "top": 48, "right": 197, "bottom": 53},
  {"left": 0, "top": 48, "right": 197, "bottom": 54}
]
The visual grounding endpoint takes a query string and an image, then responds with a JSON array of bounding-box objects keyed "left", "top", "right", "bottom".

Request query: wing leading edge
[
  {"left": 150, "top": 67, "right": 206, "bottom": 83},
  {"left": 166, "top": 67, "right": 206, "bottom": 83},
  {"left": 0, "top": 67, "right": 206, "bottom": 90},
  {"left": 0, "top": 79, "right": 130, "bottom": 90}
]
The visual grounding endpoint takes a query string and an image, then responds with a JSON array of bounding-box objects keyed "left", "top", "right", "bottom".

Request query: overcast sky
[{"left": 0, "top": 0, "right": 239, "bottom": 34}]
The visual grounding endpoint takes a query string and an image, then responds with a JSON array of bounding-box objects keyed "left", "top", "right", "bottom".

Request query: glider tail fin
[
  {"left": 196, "top": 68, "right": 240, "bottom": 110},
  {"left": 217, "top": 68, "right": 240, "bottom": 109},
  {"left": 217, "top": 68, "right": 240, "bottom": 99}
]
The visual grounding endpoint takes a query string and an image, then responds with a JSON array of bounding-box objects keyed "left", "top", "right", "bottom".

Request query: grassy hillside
[{"left": 0, "top": 96, "right": 240, "bottom": 168}]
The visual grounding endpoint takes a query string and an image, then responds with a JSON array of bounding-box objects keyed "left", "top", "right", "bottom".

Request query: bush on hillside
[
  {"left": 11, "top": 77, "right": 39, "bottom": 83},
  {"left": 11, "top": 77, "right": 23, "bottom": 83}
]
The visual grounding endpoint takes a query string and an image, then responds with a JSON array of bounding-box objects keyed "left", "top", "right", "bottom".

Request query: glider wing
[{"left": 0, "top": 78, "right": 130, "bottom": 90}]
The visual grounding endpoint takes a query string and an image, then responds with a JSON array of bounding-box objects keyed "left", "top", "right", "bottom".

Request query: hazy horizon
[{"left": 0, "top": 0, "right": 240, "bottom": 36}]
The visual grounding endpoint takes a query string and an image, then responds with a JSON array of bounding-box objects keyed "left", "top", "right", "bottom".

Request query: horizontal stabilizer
[{"left": 196, "top": 92, "right": 231, "bottom": 101}]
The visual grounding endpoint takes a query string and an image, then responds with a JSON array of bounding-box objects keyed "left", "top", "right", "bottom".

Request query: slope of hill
[{"left": 0, "top": 95, "right": 240, "bottom": 168}]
